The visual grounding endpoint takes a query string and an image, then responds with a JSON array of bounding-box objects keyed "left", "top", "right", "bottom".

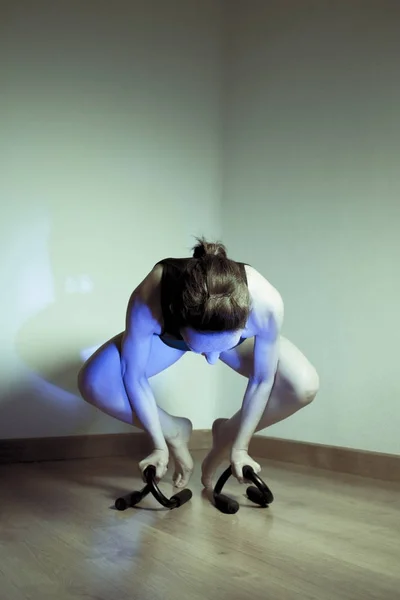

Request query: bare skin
[
  {"left": 78, "top": 262, "right": 319, "bottom": 489},
  {"left": 200, "top": 334, "right": 319, "bottom": 487}
]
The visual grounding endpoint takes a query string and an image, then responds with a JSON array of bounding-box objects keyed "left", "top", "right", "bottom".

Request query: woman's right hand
[{"left": 139, "top": 448, "right": 169, "bottom": 482}]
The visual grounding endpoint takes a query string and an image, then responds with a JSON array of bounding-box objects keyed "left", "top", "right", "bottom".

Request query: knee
[
  {"left": 294, "top": 365, "right": 320, "bottom": 407},
  {"left": 77, "top": 364, "right": 90, "bottom": 398},
  {"left": 77, "top": 362, "right": 101, "bottom": 400}
]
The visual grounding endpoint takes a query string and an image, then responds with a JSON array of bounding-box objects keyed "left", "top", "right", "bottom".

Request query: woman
[{"left": 78, "top": 238, "right": 319, "bottom": 490}]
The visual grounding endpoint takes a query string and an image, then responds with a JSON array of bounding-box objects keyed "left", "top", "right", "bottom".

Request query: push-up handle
[
  {"left": 213, "top": 465, "right": 274, "bottom": 514},
  {"left": 115, "top": 465, "right": 193, "bottom": 511}
]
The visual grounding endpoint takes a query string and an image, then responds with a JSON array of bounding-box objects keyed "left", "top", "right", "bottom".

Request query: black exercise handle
[
  {"left": 115, "top": 487, "right": 150, "bottom": 511},
  {"left": 213, "top": 465, "right": 234, "bottom": 496},
  {"left": 242, "top": 465, "right": 274, "bottom": 504},
  {"left": 115, "top": 465, "right": 192, "bottom": 511},
  {"left": 212, "top": 464, "right": 274, "bottom": 514},
  {"left": 144, "top": 465, "right": 193, "bottom": 508}
]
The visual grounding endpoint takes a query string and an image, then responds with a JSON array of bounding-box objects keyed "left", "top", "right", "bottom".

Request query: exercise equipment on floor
[
  {"left": 213, "top": 465, "right": 274, "bottom": 514},
  {"left": 115, "top": 465, "right": 193, "bottom": 511}
]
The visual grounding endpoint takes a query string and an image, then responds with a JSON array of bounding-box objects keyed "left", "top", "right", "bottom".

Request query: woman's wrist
[
  {"left": 153, "top": 442, "right": 168, "bottom": 452},
  {"left": 231, "top": 437, "right": 250, "bottom": 452},
  {"left": 231, "top": 446, "right": 249, "bottom": 455},
  {"left": 150, "top": 434, "right": 168, "bottom": 452}
]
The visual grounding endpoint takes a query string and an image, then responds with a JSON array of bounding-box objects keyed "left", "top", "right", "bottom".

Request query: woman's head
[{"left": 172, "top": 237, "right": 251, "bottom": 354}]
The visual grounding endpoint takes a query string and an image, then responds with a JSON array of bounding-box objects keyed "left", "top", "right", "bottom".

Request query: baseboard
[
  {"left": 0, "top": 430, "right": 212, "bottom": 464},
  {"left": 1, "top": 431, "right": 398, "bottom": 483},
  {"left": 249, "top": 435, "right": 400, "bottom": 483}
]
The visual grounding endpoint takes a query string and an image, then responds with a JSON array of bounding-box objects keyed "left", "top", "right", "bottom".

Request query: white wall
[
  {"left": 3, "top": 1, "right": 399, "bottom": 456},
  {"left": 220, "top": 1, "right": 400, "bottom": 455},
  {"left": 1, "top": 0, "right": 223, "bottom": 438}
]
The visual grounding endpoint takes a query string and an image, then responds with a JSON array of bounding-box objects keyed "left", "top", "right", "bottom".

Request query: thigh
[
  {"left": 79, "top": 331, "right": 187, "bottom": 388},
  {"left": 146, "top": 335, "right": 187, "bottom": 378},
  {"left": 219, "top": 335, "right": 317, "bottom": 391}
]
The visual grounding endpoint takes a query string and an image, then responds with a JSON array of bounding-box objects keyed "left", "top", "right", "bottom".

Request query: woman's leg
[
  {"left": 201, "top": 336, "right": 320, "bottom": 487},
  {"left": 78, "top": 332, "right": 193, "bottom": 486}
]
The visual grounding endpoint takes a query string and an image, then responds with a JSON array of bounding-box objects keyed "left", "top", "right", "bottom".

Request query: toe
[
  {"left": 202, "top": 478, "right": 212, "bottom": 489},
  {"left": 179, "top": 468, "right": 193, "bottom": 489},
  {"left": 173, "top": 473, "right": 182, "bottom": 487}
]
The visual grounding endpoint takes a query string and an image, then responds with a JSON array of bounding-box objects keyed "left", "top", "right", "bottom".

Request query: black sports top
[{"left": 155, "top": 257, "right": 248, "bottom": 352}]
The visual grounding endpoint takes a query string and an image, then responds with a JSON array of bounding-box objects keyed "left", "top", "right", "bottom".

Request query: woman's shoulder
[
  {"left": 132, "top": 256, "right": 189, "bottom": 298},
  {"left": 244, "top": 265, "right": 284, "bottom": 329},
  {"left": 125, "top": 264, "right": 165, "bottom": 329},
  {"left": 244, "top": 264, "right": 282, "bottom": 297}
]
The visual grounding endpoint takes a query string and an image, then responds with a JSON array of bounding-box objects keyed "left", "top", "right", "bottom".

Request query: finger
[
  {"left": 138, "top": 461, "right": 147, "bottom": 477},
  {"left": 252, "top": 461, "right": 261, "bottom": 473},
  {"left": 234, "top": 464, "right": 244, "bottom": 483},
  {"left": 156, "top": 463, "right": 167, "bottom": 481},
  {"left": 139, "top": 462, "right": 149, "bottom": 470}
]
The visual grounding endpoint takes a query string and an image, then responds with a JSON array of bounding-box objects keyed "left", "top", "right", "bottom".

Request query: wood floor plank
[{"left": 0, "top": 452, "right": 399, "bottom": 600}]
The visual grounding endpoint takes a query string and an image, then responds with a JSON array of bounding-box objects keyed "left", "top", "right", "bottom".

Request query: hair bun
[{"left": 192, "top": 237, "right": 227, "bottom": 259}]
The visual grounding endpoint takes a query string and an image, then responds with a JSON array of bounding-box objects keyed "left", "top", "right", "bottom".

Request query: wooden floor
[{"left": 1, "top": 451, "right": 399, "bottom": 600}]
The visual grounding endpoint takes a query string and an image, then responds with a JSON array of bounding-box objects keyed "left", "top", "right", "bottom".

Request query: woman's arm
[
  {"left": 120, "top": 266, "right": 167, "bottom": 451},
  {"left": 232, "top": 328, "right": 281, "bottom": 452},
  {"left": 233, "top": 290, "right": 284, "bottom": 452}
]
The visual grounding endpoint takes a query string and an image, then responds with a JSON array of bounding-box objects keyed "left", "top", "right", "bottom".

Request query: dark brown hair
[{"left": 172, "top": 237, "right": 250, "bottom": 332}]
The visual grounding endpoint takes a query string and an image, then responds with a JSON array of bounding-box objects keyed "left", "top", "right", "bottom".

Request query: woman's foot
[
  {"left": 167, "top": 417, "right": 194, "bottom": 488},
  {"left": 201, "top": 418, "right": 230, "bottom": 489}
]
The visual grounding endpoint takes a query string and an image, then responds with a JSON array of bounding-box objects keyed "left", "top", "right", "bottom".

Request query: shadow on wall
[
  {"left": 1, "top": 204, "right": 190, "bottom": 441},
  {"left": 0, "top": 361, "right": 102, "bottom": 439},
  {"left": 0, "top": 209, "right": 143, "bottom": 439}
]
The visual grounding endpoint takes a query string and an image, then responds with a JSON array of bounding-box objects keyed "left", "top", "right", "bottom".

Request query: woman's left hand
[{"left": 230, "top": 448, "right": 261, "bottom": 483}]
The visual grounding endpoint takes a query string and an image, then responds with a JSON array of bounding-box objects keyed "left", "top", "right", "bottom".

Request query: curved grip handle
[
  {"left": 246, "top": 486, "right": 269, "bottom": 507},
  {"left": 242, "top": 466, "right": 274, "bottom": 505},
  {"left": 170, "top": 488, "right": 193, "bottom": 507},
  {"left": 115, "top": 466, "right": 193, "bottom": 511},
  {"left": 144, "top": 465, "right": 175, "bottom": 508},
  {"left": 144, "top": 465, "right": 192, "bottom": 509},
  {"left": 115, "top": 493, "right": 134, "bottom": 511},
  {"left": 129, "top": 489, "right": 149, "bottom": 507},
  {"left": 212, "top": 464, "right": 274, "bottom": 513},
  {"left": 115, "top": 488, "right": 149, "bottom": 511},
  {"left": 214, "top": 493, "right": 239, "bottom": 514},
  {"left": 213, "top": 465, "right": 233, "bottom": 496}
]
